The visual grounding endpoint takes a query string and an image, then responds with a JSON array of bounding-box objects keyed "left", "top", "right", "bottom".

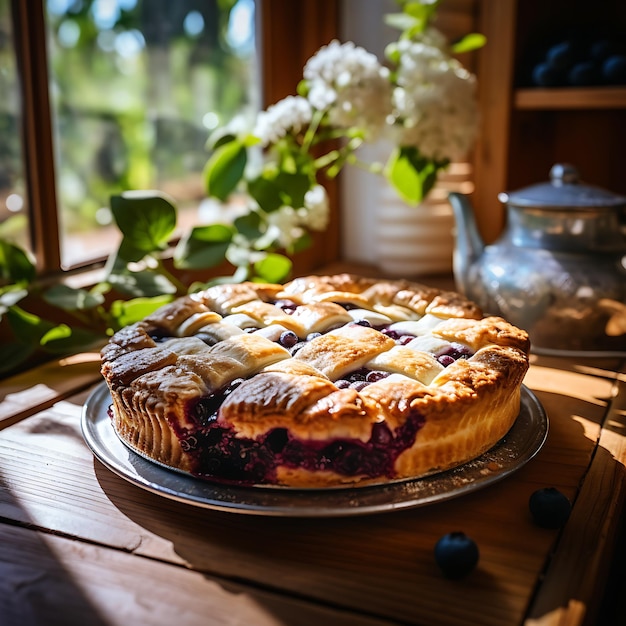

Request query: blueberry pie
[{"left": 100, "top": 274, "right": 530, "bottom": 488}]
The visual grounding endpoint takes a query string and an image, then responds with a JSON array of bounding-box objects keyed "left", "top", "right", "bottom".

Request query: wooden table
[{"left": 1, "top": 340, "right": 625, "bottom": 625}]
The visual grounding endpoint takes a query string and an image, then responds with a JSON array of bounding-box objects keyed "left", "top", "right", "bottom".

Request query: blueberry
[
  {"left": 529, "top": 487, "right": 571, "bottom": 528},
  {"left": 264, "top": 427, "right": 289, "bottom": 453},
  {"left": 568, "top": 61, "right": 597, "bottom": 86},
  {"left": 546, "top": 42, "right": 575, "bottom": 71},
  {"left": 381, "top": 328, "right": 400, "bottom": 339},
  {"left": 434, "top": 532, "right": 479, "bottom": 579},
  {"left": 274, "top": 299, "right": 298, "bottom": 313},
  {"left": 437, "top": 354, "right": 455, "bottom": 367},
  {"left": 349, "top": 380, "right": 370, "bottom": 391},
  {"left": 590, "top": 39, "right": 616, "bottom": 63},
  {"left": 279, "top": 330, "right": 299, "bottom": 348},
  {"left": 366, "top": 370, "right": 389, "bottom": 383},
  {"left": 602, "top": 55, "right": 626, "bottom": 84},
  {"left": 288, "top": 341, "right": 307, "bottom": 355},
  {"left": 531, "top": 62, "right": 561, "bottom": 87}
]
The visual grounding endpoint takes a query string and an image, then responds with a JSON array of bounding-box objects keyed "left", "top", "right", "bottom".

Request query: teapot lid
[{"left": 498, "top": 164, "right": 626, "bottom": 209}]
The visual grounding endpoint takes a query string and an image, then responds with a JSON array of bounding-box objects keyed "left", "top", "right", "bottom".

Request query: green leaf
[
  {"left": 385, "top": 147, "right": 446, "bottom": 205},
  {"left": 209, "top": 130, "right": 237, "bottom": 150},
  {"left": 6, "top": 306, "right": 54, "bottom": 345},
  {"left": 39, "top": 324, "right": 106, "bottom": 354},
  {"left": 402, "top": 1, "right": 439, "bottom": 21},
  {"left": 248, "top": 176, "right": 283, "bottom": 213},
  {"left": 174, "top": 224, "right": 235, "bottom": 269},
  {"left": 384, "top": 1, "right": 438, "bottom": 36},
  {"left": 452, "top": 33, "right": 487, "bottom": 54},
  {"left": 234, "top": 212, "right": 263, "bottom": 240},
  {"left": 109, "top": 295, "right": 173, "bottom": 329},
  {"left": 287, "top": 231, "right": 312, "bottom": 255},
  {"left": 0, "top": 240, "right": 36, "bottom": 284},
  {"left": 0, "top": 287, "right": 28, "bottom": 316},
  {"left": 253, "top": 253, "right": 292, "bottom": 283},
  {"left": 116, "top": 236, "right": 149, "bottom": 264},
  {"left": 296, "top": 79, "right": 309, "bottom": 97},
  {"left": 384, "top": 12, "right": 419, "bottom": 33},
  {"left": 275, "top": 171, "right": 311, "bottom": 208},
  {"left": 386, "top": 147, "right": 425, "bottom": 204},
  {"left": 420, "top": 164, "right": 439, "bottom": 199},
  {"left": 39, "top": 324, "right": 104, "bottom": 353},
  {"left": 0, "top": 342, "right": 36, "bottom": 374},
  {"left": 43, "top": 284, "right": 105, "bottom": 311},
  {"left": 110, "top": 191, "right": 177, "bottom": 256},
  {"left": 204, "top": 140, "right": 247, "bottom": 201},
  {"left": 107, "top": 269, "right": 178, "bottom": 298}
]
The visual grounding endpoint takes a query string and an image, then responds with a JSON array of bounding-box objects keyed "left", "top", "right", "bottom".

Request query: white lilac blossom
[
  {"left": 201, "top": 4, "right": 483, "bottom": 282},
  {"left": 298, "top": 185, "right": 329, "bottom": 231},
  {"left": 266, "top": 206, "right": 304, "bottom": 249},
  {"left": 252, "top": 95, "right": 312, "bottom": 147},
  {"left": 304, "top": 40, "right": 393, "bottom": 139},
  {"left": 389, "top": 39, "right": 478, "bottom": 162},
  {"left": 260, "top": 185, "right": 329, "bottom": 250}
]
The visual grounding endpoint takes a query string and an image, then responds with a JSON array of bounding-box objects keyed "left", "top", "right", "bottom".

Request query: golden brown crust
[{"left": 100, "top": 274, "right": 530, "bottom": 487}]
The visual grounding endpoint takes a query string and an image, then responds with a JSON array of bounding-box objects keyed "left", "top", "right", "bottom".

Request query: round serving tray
[{"left": 81, "top": 382, "right": 548, "bottom": 517}]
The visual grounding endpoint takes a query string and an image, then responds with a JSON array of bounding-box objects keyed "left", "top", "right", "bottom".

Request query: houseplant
[{"left": 0, "top": 0, "right": 483, "bottom": 375}]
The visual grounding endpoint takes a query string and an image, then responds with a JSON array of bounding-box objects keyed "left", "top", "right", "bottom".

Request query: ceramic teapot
[{"left": 449, "top": 164, "right": 626, "bottom": 354}]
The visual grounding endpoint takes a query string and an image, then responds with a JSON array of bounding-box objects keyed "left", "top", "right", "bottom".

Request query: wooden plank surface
[
  {"left": 0, "top": 356, "right": 619, "bottom": 626},
  {"left": 0, "top": 523, "right": 393, "bottom": 626},
  {"left": 525, "top": 371, "right": 626, "bottom": 626},
  {"left": 0, "top": 352, "right": 102, "bottom": 428}
]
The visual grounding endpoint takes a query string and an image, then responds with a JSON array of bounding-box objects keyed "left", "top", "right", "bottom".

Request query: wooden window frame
[{"left": 10, "top": 0, "right": 341, "bottom": 278}]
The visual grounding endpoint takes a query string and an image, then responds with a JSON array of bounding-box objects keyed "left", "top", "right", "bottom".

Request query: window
[
  {"left": 48, "top": 0, "right": 261, "bottom": 268},
  {"left": 0, "top": 0, "right": 28, "bottom": 255},
  {"left": 2, "top": 0, "right": 339, "bottom": 276}
]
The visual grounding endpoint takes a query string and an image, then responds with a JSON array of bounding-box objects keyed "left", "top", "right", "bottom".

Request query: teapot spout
[{"left": 448, "top": 192, "right": 485, "bottom": 295}]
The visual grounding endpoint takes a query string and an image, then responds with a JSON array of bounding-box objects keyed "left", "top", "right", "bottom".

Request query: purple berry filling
[
  {"left": 274, "top": 299, "right": 299, "bottom": 314},
  {"left": 380, "top": 328, "right": 415, "bottom": 345},
  {"left": 175, "top": 394, "right": 426, "bottom": 486},
  {"left": 147, "top": 301, "right": 475, "bottom": 485},
  {"left": 149, "top": 328, "right": 171, "bottom": 343},
  {"left": 435, "top": 342, "right": 473, "bottom": 366}
]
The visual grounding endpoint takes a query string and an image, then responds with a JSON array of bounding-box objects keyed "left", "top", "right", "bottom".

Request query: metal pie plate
[{"left": 81, "top": 382, "right": 548, "bottom": 517}]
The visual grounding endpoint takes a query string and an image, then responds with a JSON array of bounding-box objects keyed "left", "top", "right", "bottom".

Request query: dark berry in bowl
[
  {"left": 434, "top": 532, "right": 479, "bottom": 579},
  {"left": 602, "top": 55, "right": 626, "bottom": 84},
  {"left": 590, "top": 39, "right": 617, "bottom": 63},
  {"left": 531, "top": 62, "right": 561, "bottom": 87},
  {"left": 568, "top": 61, "right": 597, "bottom": 86},
  {"left": 529, "top": 487, "right": 571, "bottom": 529},
  {"left": 546, "top": 41, "right": 574, "bottom": 71}
]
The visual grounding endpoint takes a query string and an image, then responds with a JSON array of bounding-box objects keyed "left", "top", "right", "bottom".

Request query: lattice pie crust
[{"left": 100, "top": 274, "right": 530, "bottom": 488}]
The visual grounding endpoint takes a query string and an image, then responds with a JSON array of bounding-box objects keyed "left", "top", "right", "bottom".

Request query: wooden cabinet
[{"left": 472, "top": 0, "right": 626, "bottom": 243}]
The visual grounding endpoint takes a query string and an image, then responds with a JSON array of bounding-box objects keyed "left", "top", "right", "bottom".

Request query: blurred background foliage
[{"left": 0, "top": 0, "right": 259, "bottom": 264}]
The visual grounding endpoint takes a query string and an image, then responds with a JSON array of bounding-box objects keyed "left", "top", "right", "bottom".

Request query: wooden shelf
[{"left": 515, "top": 86, "right": 626, "bottom": 110}]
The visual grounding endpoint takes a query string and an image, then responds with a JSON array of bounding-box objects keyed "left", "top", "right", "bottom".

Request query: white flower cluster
[
  {"left": 389, "top": 39, "right": 478, "bottom": 162},
  {"left": 303, "top": 40, "right": 393, "bottom": 139},
  {"left": 264, "top": 184, "right": 329, "bottom": 249},
  {"left": 300, "top": 184, "right": 330, "bottom": 231},
  {"left": 252, "top": 95, "right": 312, "bottom": 147}
]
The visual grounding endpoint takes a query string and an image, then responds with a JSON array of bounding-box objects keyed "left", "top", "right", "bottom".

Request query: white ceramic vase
[{"left": 375, "top": 162, "right": 473, "bottom": 277}]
